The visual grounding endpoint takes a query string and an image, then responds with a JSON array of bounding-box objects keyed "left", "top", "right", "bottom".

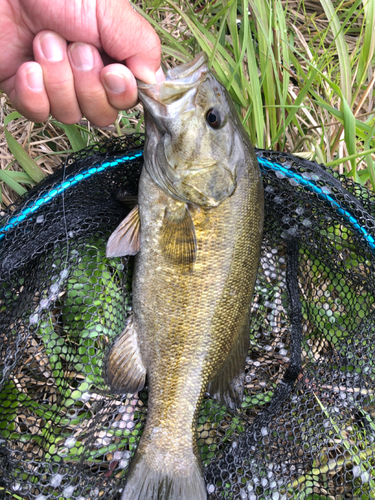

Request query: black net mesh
[{"left": 0, "top": 134, "right": 374, "bottom": 499}]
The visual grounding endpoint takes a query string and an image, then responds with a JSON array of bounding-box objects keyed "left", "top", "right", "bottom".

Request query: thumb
[{"left": 96, "top": 0, "right": 161, "bottom": 84}]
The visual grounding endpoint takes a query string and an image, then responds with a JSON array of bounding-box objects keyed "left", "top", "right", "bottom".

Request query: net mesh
[{"left": 0, "top": 134, "right": 374, "bottom": 500}]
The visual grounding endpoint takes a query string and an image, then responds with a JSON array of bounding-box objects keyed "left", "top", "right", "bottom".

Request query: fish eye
[{"left": 206, "top": 108, "right": 224, "bottom": 129}]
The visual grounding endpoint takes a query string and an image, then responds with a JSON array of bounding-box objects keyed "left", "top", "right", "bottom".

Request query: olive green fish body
[
  {"left": 106, "top": 53, "right": 264, "bottom": 500},
  {"left": 134, "top": 153, "right": 262, "bottom": 460}
]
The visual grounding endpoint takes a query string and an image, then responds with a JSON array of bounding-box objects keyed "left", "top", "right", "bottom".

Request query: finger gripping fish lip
[{"left": 137, "top": 52, "right": 209, "bottom": 105}]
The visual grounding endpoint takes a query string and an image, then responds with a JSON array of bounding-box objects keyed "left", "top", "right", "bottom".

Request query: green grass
[{"left": 137, "top": 0, "right": 375, "bottom": 183}]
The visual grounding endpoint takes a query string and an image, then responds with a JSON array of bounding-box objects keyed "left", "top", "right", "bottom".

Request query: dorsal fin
[
  {"left": 106, "top": 205, "right": 140, "bottom": 257},
  {"left": 160, "top": 203, "right": 197, "bottom": 270}
]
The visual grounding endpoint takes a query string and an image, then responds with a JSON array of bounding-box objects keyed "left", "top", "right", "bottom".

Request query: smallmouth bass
[{"left": 106, "top": 53, "right": 264, "bottom": 500}]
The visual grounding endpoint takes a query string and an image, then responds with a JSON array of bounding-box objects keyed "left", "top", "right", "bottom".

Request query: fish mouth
[
  {"left": 163, "top": 52, "right": 208, "bottom": 83},
  {"left": 137, "top": 52, "right": 209, "bottom": 108}
]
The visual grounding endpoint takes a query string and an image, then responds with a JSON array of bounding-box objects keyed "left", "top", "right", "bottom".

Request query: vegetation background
[{"left": 0, "top": 0, "right": 374, "bottom": 212}]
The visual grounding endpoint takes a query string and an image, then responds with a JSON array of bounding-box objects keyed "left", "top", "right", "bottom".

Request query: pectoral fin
[
  {"left": 207, "top": 321, "right": 250, "bottom": 410},
  {"left": 160, "top": 203, "right": 197, "bottom": 269},
  {"left": 106, "top": 316, "right": 146, "bottom": 394},
  {"left": 106, "top": 206, "right": 140, "bottom": 257}
]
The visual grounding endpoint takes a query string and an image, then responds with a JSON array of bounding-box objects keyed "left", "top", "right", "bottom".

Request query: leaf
[
  {"left": 320, "top": 0, "right": 351, "bottom": 103},
  {"left": 52, "top": 122, "right": 86, "bottom": 152},
  {"left": 0, "top": 170, "right": 28, "bottom": 196},
  {"left": 272, "top": 68, "right": 318, "bottom": 146},
  {"left": 164, "top": 0, "right": 248, "bottom": 108},
  {"left": 341, "top": 96, "right": 357, "bottom": 180},
  {"left": 357, "top": 0, "right": 375, "bottom": 87},
  {"left": 133, "top": 3, "right": 190, "bottom": 58},
  {"left": 4, "top": 111, "right": 23, "bottom": 126},
  {"left": 325, "top": 147, "right": 375, "bottom": 168},
  {"left": 252, "top": 0, "right": 277, "bottom": 142},
  {"left": 0, "top": 381, "right": 18, "bottom": 438},
  {"left": 160, "top": 45, "right": 190, "bottom": 63},
  {"left": 242, "top": 0, "right": 265, "bottom": 146},
  {"left": 3, "top": 170, "right": 34, "bottom": 185},
  {"left": 363, "top": 123, "right": 375, "bottom": 190},
  {"left": 4, "top": 128, "right": 46, "bottom": 183}
]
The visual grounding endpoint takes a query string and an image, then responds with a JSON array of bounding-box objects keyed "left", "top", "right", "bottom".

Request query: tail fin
[{"left": 121, "top": 451, "right": 207, "bottom": 500}]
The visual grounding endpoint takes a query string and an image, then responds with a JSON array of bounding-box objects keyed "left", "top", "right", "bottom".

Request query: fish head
[{"left": 138, "top": 52, "right": 251, "bottom": 208}]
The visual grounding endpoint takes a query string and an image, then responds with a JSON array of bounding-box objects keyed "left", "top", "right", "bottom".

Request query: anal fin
[
  {"left": 106, "top": 315, "right": 146, "bottom": 394},
  {"left": 207, "top": 322, "right": 250, "bottom": 410},
  {"left": 106, "top": 205, "right": 140, "bottom": 257}
]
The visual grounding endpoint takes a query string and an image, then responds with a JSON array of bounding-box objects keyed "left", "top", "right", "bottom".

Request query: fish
[{"left": 105, "top": 52, "right": 264, "bottom": 500}]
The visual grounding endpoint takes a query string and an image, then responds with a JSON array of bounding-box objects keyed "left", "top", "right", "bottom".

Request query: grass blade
[
  {"left": 341, "top": 96, "right": 357, "bottom": 180},
  {"left": 363, "top": 123, "right": 375, "bottom": 190},
  {"left": 356, "top": 0, "right": 375, "bottom": 87},
  {"left": 134, "top": 3, "right": 190, "bottom": 59},
  {"left": 4, "top": 128, "right": 46, "bottom": 183},
  {"left": 325, "top": 147, "right": 375, "bottom": 168},
  {"left": 0, "top": 170, "right": 28, "bottom": 196},
  {"left": 4, "top": 111, "right": 23, "bottom": 126},
  {"left": 272, "top": 69, "right": 318, "bottom": 147},
  {"left": 52, "top": 122, "right": 86, "bottom": 152},
  {"left": 252, "top": 0, "right": 276, "bottom": 145},
  {"left": 3, "top": 170, "right": 34, "bottom": 185},
  {"left": 320, "top": 0, "right": 351, "bottom": 103},
  {"left": 242, "top": 0, "right": 265, "bottom": 146}
]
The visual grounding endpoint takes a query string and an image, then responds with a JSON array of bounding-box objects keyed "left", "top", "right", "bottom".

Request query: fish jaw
[
  {"left": 137, "top": 52, "right": 209, "bottom": 108},
  {"left": 166, "top": 52, "right": 208, "bottom": 81},
  {"left": 137, "top": 53, "right": 208, "bottom": 127}
]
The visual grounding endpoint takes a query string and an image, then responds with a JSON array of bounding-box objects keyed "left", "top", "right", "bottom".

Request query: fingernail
[
  {"left": 26, "top": 66, "right": 44, "bottom": 91},
  {"left": 40, "top": 33, "right": 64, "bottom": 62},
  {"left": 137, "top": 68, "right": 156, "bottom": 84},
  {"left": 102, "top": 72, "right": 127, "bottom": 93},
  {"left": 69, "top": 43, "right": 95, "bottom": 71},
  {"left": 155, "top": 66, "right": 165, "bottom": 83}
]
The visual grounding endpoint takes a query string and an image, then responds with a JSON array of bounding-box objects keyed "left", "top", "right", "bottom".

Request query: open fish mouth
[
  {"left": 164, "top": 52, "right": 208, "bottom": 82},
  {"left": 137, "top": 52, "right": 209, "bottom": 107}
]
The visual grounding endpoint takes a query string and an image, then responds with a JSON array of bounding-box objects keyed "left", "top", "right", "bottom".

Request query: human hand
[{"left": 0, "top": 0, "right": 163, "bottom": 126}]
